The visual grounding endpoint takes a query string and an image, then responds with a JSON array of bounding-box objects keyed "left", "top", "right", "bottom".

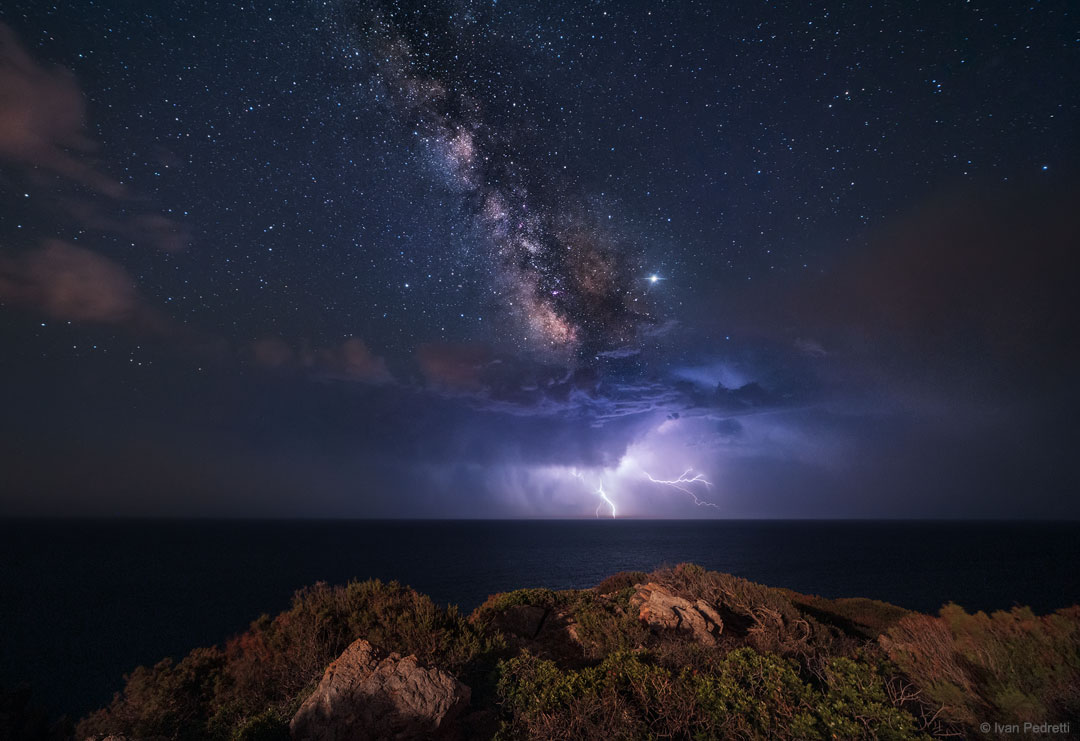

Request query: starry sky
[{"left": 1, "top": 0, "right": 1077, "bottom": 518}]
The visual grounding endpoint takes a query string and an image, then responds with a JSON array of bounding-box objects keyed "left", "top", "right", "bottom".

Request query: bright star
[{"left": 649, "top": 274, "right": 659, "bottom": 283}]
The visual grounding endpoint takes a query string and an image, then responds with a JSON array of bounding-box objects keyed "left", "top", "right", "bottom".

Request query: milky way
[
  {"left": 0, "top": 0, "right": 1077, "bottom": 519},
  {"left": 344, "top": 4, "right": 654, "bottom": 357}
]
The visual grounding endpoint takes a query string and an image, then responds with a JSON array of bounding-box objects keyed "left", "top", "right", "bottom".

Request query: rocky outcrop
[
  {"left": 290, "top": 639, "right": 470, "bottom": 740},
  {"left": 630, "top": 582, "right": 723, "bottom": 645}
]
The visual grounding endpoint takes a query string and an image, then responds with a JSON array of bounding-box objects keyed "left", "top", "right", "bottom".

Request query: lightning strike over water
[
  {"left": 644, "top": 468, "right": 721, "bottom": 510},
  {"left": 572, "top": 470, "right": 617, "bottom": 518}
]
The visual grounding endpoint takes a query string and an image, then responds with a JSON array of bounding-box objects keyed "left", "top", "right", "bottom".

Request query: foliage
[
  {"left": 494, "top": 646, "right": 931, "bottom": 740},
  {"left": 75, "top": 564, "right": 1080, "bottom": 741},
  {"left": 651, "top": 563, "right": 840, "bottom": 658},
  {"left": 570, "top": 590, "right": 650, "bottom": 660},
  {"left": 881, "top": 603, "right": 1080, "bottom": 729},
  {"left": 594, "top": 570, "right": 648, "bottom": 595},
  {"left": 472, "top": 588, "right": 562, "bottom": 623},
  {"left": 785, "top": 592, "right": 912, "bottom": 639},
  {"left": 230, "top": 709, "right": 290, "bottom": 741},
  {"left": 77, "top": 579, "right": 502, "bottom": 740}
]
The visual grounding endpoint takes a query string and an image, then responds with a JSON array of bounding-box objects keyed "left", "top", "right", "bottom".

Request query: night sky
[{"left": 1, "top": 1, "right": 1077, "bottom": 518}]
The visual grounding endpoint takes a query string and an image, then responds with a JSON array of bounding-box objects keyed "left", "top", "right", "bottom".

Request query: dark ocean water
[{"left": 2, "top": 519, "right": 1079, "bottom": 720}]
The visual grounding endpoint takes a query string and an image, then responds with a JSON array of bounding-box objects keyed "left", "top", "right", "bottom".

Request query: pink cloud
[
  {"left": 0, "top": 239, "right": 138, "bottom": 322},
  {"left": 335, "top": 337, "right": 392, "bottom": 383},
  {"left": 0, "top": 23, "right": 187, "bottom": 251},
  {"left": 0, "top": 24, "right": 124, "bottom": 197},
  {"left": 250, "top": 336, "right": 392, "bottom": 384},
  {"left": 417, "top": 342, "right": 492, "bottom": 391}
]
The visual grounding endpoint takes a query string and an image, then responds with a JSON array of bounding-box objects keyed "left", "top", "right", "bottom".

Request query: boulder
[
  {"left": 290, "top": 639, "right": 470, "bottom": 740},
  {"left": 630, "top": 583, "right": 723, "bottom": 645}
]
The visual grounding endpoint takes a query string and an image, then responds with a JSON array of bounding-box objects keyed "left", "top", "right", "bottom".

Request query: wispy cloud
[
  {"left": 0, "top": 239, "right": 142, "bottom": 323},
  {"left": 0, "top": 23, "right": 187, "bottom": 252}
]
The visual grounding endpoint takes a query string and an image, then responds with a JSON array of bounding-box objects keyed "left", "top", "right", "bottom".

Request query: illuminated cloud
[
  {"left": 329, "top": 338, "right": 393, "bottom": 384},
  {"left": 250, "top": 336, "right": 392, "bottom": 384},
  {"left": 0, "top": 23, "right": 187, "bottom": 252},
  {"left": 0, "top": 24, "right": 124, "bottom": 197},
  {"left": 417, "top": 342, "right": 493, "bottom": 391},
  {"left": 0, "top": 240, "right": 140, "bottom": 323}
]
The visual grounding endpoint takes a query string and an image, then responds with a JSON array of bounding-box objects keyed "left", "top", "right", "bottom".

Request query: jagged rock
[
  {"left": 290, "top": 638, "right": 470, "bottom": 741},
  {"left": 630, "top": 583, "right": 723, "bottom": 645}
]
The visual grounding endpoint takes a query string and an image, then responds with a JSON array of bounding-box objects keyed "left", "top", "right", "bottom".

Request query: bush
[
  {"left": 472, "top": 588, "right": 562, "bottom": 622},
  {"left": 78, "top": 579, "right": 502, "bottom": 740},
  {"left": 813, "top": 656, "right": 931, "bottom": 740},
  {"left": 75, "top": 565, "right": 1078, "bottom": 741},
  {"left": 881, "top": 603, "right": 1080, "bottom": 729},
  {"left": 594, "top": 571, "right": 648, "bottom": 595},
  {"left": 651, "top": 563, "right": 837, "bottom": 658},
  {"left": 230, "top": 709, "right": 289, "bottom": 741},
  {"left": 78, "top": 647, "right": 227, "bottom": 740},
  {"left": 785, "top": 592, "right": 912, "bottom": 639},
  {"left": 495, "top": 645, "right": 929, "bottom": 740},
  {"left": 570, "top": 591, "right": 650, "bottom": 660}
]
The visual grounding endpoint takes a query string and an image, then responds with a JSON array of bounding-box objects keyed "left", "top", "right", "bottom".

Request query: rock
[
  {"left": 695, "top": 599, "right": 725, "bottom": 629},
  {"left": 630, "top": 583, "right": 723, "bottom": 646},
  {"left": 290, "top": 639, "right": 470, "bottom": 741}
]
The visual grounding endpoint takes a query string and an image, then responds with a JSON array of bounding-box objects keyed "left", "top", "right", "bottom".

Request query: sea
[{"left": 2, "top": 519, "right": 1079, "bottom": 721}]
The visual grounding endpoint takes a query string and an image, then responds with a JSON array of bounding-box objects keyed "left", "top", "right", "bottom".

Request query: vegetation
[
  {"left": 73, "top": 565, "right": 1080, "bottom": 740},
  {"left": 495, "top": 648, "right": 930, "bottom": 740},
  {"left": 880, "top": 603, "right": 1080, "bottom": 731},
  {"left": 77, "top": 579, "right": 502, "bottom": 740}
]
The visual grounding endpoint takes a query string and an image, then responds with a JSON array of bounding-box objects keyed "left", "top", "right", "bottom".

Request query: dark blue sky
[{"left": 1, "top": 0, "right": 1077, "bottom": 517}]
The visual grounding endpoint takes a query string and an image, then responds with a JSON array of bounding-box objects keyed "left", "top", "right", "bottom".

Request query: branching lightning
[
  {"left": 644, "top": 468, "right": 721, "bottom": 509},
  {"left": 572, "top": 470, "right": 616, "bottom": 518}
]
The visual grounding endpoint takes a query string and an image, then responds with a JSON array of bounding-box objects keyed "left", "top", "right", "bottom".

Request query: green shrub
[
  {"left": 812, "top": 656, "right": 931, "bottom": 740},
  {"left": 881, "top": 604, "right": 1080, "bottom": 729},
  {"left": 472, "top": 588, "right": 562, "bottom": 622},
  {"left": 594, "top": 571, "right": 648, "bottom": 595},
  {"left": 785, "top": 592, "right": 912, "bottom": 639},
  {"left": 571, "top": 591, "right": 650, "bottom": 659},
  {"left": 495, "top": 644, "right": 929, "bottom": 740},
  {"left": 230, "top": 709, "right": 289, "bottom": 741}
]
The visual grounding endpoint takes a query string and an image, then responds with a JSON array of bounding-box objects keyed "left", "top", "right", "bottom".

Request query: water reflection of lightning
[
  {"left": 572, "top": 470, "right": 617, "bottom": 518},
  {"left": 644, "top": 468, "right": 721, "bottom": 509}
]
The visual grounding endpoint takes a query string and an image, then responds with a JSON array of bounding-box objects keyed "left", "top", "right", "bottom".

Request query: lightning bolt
[
  {"left": 572, "top": 470, "right": 617, "bottom": 518},
  {"left": 644, "top": 468, "right": 721, "bottom": 509}
]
